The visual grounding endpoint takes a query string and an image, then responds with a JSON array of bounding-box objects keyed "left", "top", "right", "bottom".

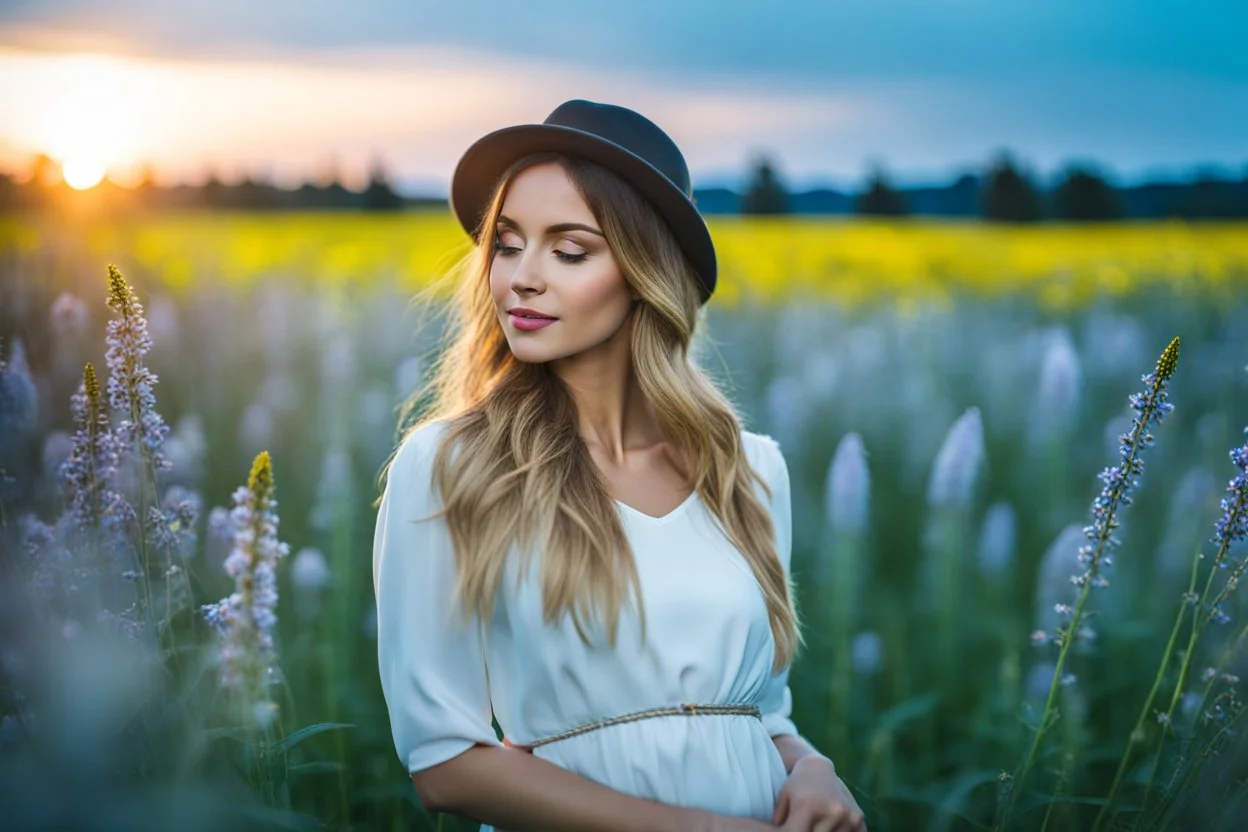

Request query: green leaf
[
  {"left": 288, "top": 760, "right": 346, "bottom": 776},
  {"left": 265, "top": 722, "right": 355, "bottom": 753},
  {"left": 870, "top": 692, "right": 941, "bottom": 740},
  {"left": 202, "top": 726, "right": 252, "bottom": 744},
  {"left": 927, "top": 769, "right": 1002, "bottom": 832}
]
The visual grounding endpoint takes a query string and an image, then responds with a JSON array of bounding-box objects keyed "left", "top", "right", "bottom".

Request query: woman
[{"left": 372, "top": 99, "right": 866, "bottom": 832}]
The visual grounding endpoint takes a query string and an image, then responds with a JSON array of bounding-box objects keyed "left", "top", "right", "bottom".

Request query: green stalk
[
  {"left": 993, "top": 574, "right": 1090, "bottom": 831},
  {"left": 1134, "top": 517, "right": 1243, "bottom": 825},
  {"left": 1151, "top": 699, "right": 1248, "bottom": 830},
  {"left": 1143, "top": 623, "right": 1248, "bottom": 827},
  {"left": 1091, "top": 550, "right": 1201, "bottom": 831},
  {"left": 826, "top": 529, "right": 859, "bottom": 773},
  {"left": 995, "top": 337, "right": 1178, "bottom": 832}
]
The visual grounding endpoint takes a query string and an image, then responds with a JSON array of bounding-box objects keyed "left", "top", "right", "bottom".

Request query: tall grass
[{"left": 1, "top": 217, "right": 1246, "bottom": 830}]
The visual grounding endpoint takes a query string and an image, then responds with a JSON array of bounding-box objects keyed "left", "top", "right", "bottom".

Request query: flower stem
[
  {"left": 1091, "top": 550, "right": 1200, "bottom": 831},
  {"left": 995, "top": 578, "right": 1090, "bottom": 830},
  {"left": 1142, "top": 622, "right": 1248, "bottom": 827},
  {"left": 996, "top": 339, "right": 1177, "bottom": 831},
  {"left": 1135, "top": 531, "right": 1236, "bottom": 823}
]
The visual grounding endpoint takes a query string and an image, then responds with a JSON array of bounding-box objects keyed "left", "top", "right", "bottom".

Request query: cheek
[
  {"left": 569, "top": 263, "right": 632, "bottom": 313},
  {"left": 488, "top": 259, "right": 509, "bottom": 302}
]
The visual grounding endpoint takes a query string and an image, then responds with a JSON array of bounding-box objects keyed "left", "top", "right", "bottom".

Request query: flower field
[{"left": 1, "top": 212, "right": 1247, "bottom": 831}]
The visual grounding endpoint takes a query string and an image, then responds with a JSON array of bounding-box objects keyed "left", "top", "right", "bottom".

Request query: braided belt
[{"left": 507, "top": 702, "right": 762, "bottom": 751}]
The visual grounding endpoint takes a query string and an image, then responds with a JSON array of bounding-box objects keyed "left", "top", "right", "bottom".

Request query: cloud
[{"left": 2, "top": 1, "right": 1245, "bottom": 187}]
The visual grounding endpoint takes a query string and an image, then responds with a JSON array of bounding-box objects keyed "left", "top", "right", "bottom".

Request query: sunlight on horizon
[
  {"left": 0, "top": 44, "right": 867, "bottom": 191},
  {"left": 0, "top": 45, "right": 568, "bottom": 189},
  {"left": 62, "top": 157, "right": 106, "bottom": 189}
]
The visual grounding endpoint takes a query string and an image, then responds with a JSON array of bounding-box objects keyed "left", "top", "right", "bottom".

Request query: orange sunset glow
[
  {"left": 0, "top": 41, "right": 870, "bottom": 196},
  {"left": 0, "top": 43, "right": 596, "bottom": 192}
]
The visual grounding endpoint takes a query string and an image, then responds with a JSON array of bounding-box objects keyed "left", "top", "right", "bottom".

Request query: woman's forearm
[
  {"left": 771, "top": 732, "right": 833, "bottom": 776},
  {"left": 415, "top": 743, "right": 719, "bottom": 832}
]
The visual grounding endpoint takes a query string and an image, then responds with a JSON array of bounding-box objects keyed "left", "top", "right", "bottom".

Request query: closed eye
[{"left": 492, "top": 238, "right": 588, "bottom": 264}]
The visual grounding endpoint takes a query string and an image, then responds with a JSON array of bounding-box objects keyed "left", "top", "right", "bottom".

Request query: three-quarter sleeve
[
  {"left": 372, "top": 424, "right": 503, "bottom": 774},
  {"left": 757, "top": 435, "right": 801, "bottom": 739}
]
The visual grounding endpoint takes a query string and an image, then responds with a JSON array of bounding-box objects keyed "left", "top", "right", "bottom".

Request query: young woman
[{"left": 372, "top": 99, "right": 866, "bottom": 832}]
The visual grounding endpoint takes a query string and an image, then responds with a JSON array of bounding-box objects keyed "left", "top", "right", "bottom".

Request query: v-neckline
[{"left": 613, "top": 489, "right": 698, "bottom": 524}]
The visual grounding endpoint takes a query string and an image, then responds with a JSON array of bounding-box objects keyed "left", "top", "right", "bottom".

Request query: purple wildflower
[
  {"left": 1201, "top": 426, "right": 1248, "bottom": 626},
  {"left": 0, "top": 337, "right": 39, "bottom": 491},
  {"left": 1072, "top": 337, "right": 1179, "bottom": 597},
  {"left": 57, "top": 363, "right": 128, "bottom": 543},
  {"left": 0, "top": 337, "right": 38, "bottom": 435},
  {"left": 1029, "top": 327, "right": 1082, "bottom": 447},
  {"left": 978, "top": 501, "right": 1018, "bottom": 579},
  {"left": 1000, "top": 338, "right": 1179, "bottom": 831},
  {"left": 825, "top": 432, "right": 870, "bottom": 535},
  {"left": 200, "top": 452, "right": 290, "bottom": 717},
  {"left": 50, "top": 291, "right": 90, "bottom": 338},
  {"left": 103, "top": 265, "right": 171, "bottom": 475},
  {"left": 146, "top": 485, "right": 202, "bottom": 562},
  {"left": 927, "top": 407, "right": 985, "bottom": 510}
]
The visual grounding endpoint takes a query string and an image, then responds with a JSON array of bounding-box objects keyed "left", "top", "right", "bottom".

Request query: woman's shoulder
[
  {"left": 740, "top": 428, "right": 783, "bottom": 471},
  {"left": 398, "top": 419, "right": 453, "bottom": 457},
  {"left": 387, "top": 419, "right": 455, "bottom": 489}
]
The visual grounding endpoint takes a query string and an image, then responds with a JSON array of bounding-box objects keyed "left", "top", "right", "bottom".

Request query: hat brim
[{"left": 449, "top": 123, "right": 716, "bottom": 303}]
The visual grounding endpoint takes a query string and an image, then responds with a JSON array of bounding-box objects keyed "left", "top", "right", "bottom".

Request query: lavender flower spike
[
  {"left": 1001, "top": 337, "right": 1179, "bottom": 832},
  {"left": 927, "top": 407, "right": 985, "bottom": 510},
  {"left": 57, "top": 363, "right": 126, "bottom": 541},
  {"left": 200, "top": 451, "right": 291, "bottom": 719},
  {"left": 1202, "top": 426, "right": 1248, "bottom": 626},
  {"left": 1073, "top": 336, "right": 1179, "bottom": 595},
  {"left": 104, "top": 264, "right": 171, "bottom": 474}
]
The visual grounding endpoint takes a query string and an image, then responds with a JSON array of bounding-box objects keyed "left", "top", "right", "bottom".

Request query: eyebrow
[{"left": 496, "top": 215, "right": 605, "bottom": 237}]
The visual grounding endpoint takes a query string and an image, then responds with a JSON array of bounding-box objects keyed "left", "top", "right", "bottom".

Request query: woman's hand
[{"left": 771, "top": 756, "right": 866, "bottom": 832}]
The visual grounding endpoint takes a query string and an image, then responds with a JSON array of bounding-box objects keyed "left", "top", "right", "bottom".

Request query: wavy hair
[{"left": 378, "top": 151, "right": 803, "bottom": 673}]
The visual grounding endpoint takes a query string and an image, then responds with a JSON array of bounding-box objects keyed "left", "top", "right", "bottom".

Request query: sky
[{"left": 1, "top": 0, "right": 1245, "bottom": 194}]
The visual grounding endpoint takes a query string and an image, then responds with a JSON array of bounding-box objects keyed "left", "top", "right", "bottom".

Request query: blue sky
[{"left": 2, "top": 0, "right": 1245, "bottom": 192}]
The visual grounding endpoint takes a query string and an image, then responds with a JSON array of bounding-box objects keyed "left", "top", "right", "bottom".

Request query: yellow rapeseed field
[{"left": 3, "top": 212, "right": 1245, "bottom": 311}]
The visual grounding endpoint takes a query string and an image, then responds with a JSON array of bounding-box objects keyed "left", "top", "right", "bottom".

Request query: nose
[{"left": 506, "top": 249, "right": 548, "bottom": 297}]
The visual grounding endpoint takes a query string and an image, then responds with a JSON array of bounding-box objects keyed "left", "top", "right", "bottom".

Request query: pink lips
[{"left": 509, "top": 313, "right": 558, "bottom": 332}]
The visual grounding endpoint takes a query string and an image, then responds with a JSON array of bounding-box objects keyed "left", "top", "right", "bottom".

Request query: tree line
[
  {"left": 735, "top": 152, "right": 1248, "bottom": 221},
  {"left": 2, "top": 150, "right": 1246, "bottom": 221}
]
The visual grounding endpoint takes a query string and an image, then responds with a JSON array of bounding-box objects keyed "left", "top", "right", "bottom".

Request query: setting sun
[{"left": 63, "top": 157, "right": 106, "bottom": 189}]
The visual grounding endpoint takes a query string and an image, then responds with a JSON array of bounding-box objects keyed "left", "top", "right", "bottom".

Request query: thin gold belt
[{"left": 506, "top": 702, "right": 762, "bottom": 751}]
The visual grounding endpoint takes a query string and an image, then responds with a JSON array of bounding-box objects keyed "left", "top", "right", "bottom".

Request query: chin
[{"left": 506, "top": 342, "right": 558, "bottom": 364}]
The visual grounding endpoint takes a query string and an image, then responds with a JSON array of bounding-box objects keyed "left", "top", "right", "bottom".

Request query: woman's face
[{"left": 489, "top": 162, "right": 637, "bottom": 364}]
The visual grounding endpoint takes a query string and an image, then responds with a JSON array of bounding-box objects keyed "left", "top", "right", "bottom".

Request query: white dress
[{"left": 372, "top": 420, "right": 800, "bottom": 829}]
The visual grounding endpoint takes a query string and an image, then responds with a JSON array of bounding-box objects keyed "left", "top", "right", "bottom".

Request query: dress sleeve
[
  {"left": 372, "top": 425, "right": 503, "bottom": 774},
  {"left": 757, "top": 435, "right": 801, "bottom": 739}
]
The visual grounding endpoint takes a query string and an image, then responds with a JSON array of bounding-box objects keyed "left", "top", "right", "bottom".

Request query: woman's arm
[
  {"left": 417, "top": 743, "right": 730, "bottom": 832},
  {"left": 771, "top": 733, "right": 835, "bottom": 776}
]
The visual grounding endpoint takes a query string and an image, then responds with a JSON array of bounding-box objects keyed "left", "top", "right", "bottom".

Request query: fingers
[
  {"left": 780, "top": 802, "right": 866, "bottom": 832},
  {"left": 809, "top": 805, "right": 866, "bottom": 832},
  {"left": 835, "top": 805, "right": 866, "bottom": 832},
  {"left": 772, "top": 791, "right": 789, "bottom": 825}
]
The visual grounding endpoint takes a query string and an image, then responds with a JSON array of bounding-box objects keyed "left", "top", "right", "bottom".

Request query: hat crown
[{"left": 543, "top": 100, "right": 692, "bottom": 198}]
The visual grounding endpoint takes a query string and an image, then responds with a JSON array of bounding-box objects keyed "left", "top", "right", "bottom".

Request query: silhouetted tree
[
  {"left": 0, "top": 171, "right": 13, "bottom": 210},
  {"left": 201, "top": 167, "right": 228, "bottom": 209},
  {"left": 1052, "top": 164, "right": 1122, "bottom": 221},
  {"left": 135, "top": 163, "right": 157, "bottom": 191},
  {"left": 854, "top": 163, "right": 908, "bottom": 216},
  {"left": 740, "top": 154, "right": 790, "bottom": 215},
  {"left": 362, "top": 154, "right": 404, "bottom": 211},
  {"left": 28, "top": 153, "right": 59, "bottom": 186},
  {"left": 981, "top": 152, "right": 1043, "bottom": 222},
  {"left": 1170, "top": 167, "right": 1242, "bottom": 218}
]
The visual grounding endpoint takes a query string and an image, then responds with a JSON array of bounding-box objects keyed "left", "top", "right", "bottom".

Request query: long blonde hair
[{"left": 379, "top": 151, "right": 803, "bottom": 673}]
